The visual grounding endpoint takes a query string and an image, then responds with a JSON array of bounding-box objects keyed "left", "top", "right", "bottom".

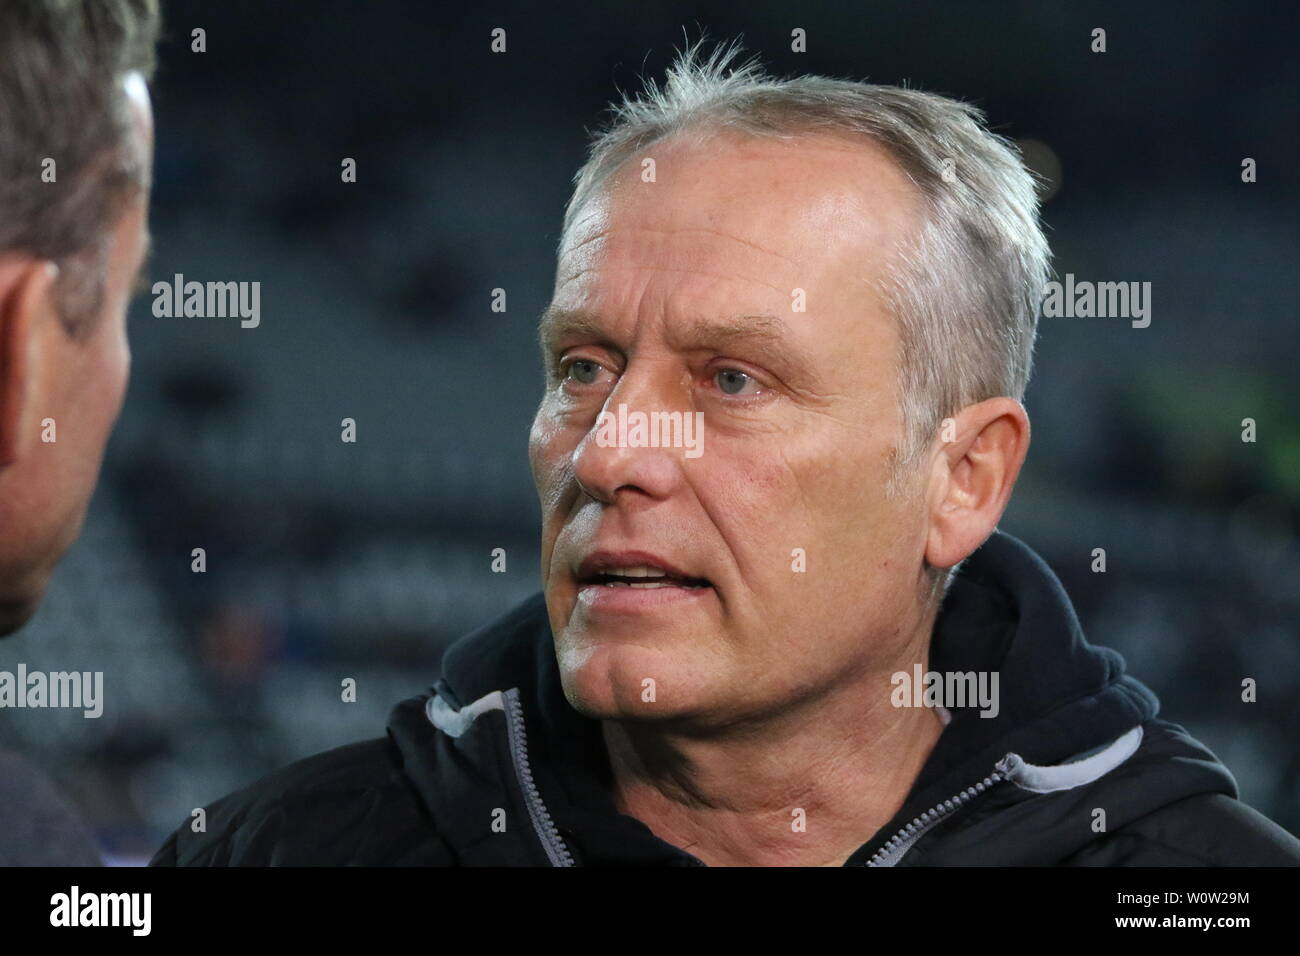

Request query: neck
[{"left": 601, "top": 631, "right": 946, "bottom": 867}]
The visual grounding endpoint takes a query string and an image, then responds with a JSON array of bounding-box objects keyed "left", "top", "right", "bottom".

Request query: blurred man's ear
[
  {"left": 0, "top": 259, "right": 59, "bottom": 468},
  {"left": 923, "top": 397, "right": 1030, "bottom": 570}
]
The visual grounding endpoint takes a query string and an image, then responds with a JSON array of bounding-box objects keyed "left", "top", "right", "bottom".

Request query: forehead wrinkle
[
  {"left": 661, "top": 227, "right": 800, "bottom": 265},
  {"left": 559, "top": 227, "right": 612, "bottom": 259},
  {"left": 555, "top": 264, "right": 794, "bottom": 301},
  {"left": 562, "top": 224, "right": 801, "bottom": 266},
  {"left": 541, "top": 306, "right": 790, "bottom": 350}
]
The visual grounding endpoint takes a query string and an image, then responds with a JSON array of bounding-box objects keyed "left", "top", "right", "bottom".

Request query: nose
[{"left": 571, "top": 365, "right": 691, "bottom": 506}]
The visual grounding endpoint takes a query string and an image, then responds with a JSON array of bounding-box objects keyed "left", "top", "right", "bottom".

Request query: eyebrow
[
  {"left": 538, "top": 307, "right": 612, "bottom": 352},
  {"left": 538, "top": 306, "right": 818, "bottom": 383}
]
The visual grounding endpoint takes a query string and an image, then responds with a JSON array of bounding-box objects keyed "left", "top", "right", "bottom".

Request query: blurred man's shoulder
[
  {"left": 150, "top": 736, "right": 452, "bottom": 866},
  {"left": 0, "top": 747, "right": 102, "bottom": 866}
]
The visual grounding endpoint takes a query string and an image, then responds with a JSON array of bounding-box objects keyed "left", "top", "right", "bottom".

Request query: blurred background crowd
[{"left": 0, "top": 0, "right": 1295, "bottom": 863}]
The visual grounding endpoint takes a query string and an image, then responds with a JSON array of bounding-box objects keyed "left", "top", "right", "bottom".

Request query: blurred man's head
[
  {"left": 529, "top": 43, "right": 1051, "bottom": 727},
  {"left": 0, "top": 0, "right": 160, "bottom": 636}
]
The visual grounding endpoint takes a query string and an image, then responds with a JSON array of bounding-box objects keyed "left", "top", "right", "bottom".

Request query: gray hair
[
  {"left": 0, "top": 0, "right": 161, "bottom": 334},
  {"left": 561, "top": 40, "right": 1052, "bottom": 476}
]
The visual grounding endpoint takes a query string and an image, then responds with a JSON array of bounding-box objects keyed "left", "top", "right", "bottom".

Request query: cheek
[
  {"left": 699, "top": 433, "right": 897, "bottom": 588},
  {"left": 109, "top": 332, "right": 131, "bottom": 407},
  {"left": 61, "top": 337, "right": 121, "bottom": 413},
  {"left": 94, "top": 327, "right": 131, "bottom": 429},
  {"left": 529, "top": 407, "right": 587, "bottom": 543},
  {"left": 529, "top": 413, "right": 563, "bottom": 501},
  {"left": 690, "top": 456, "right": 800, "bottom": 595}
]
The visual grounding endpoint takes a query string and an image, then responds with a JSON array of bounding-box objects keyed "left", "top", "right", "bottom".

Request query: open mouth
[{"left": 580, "top": 565, "right": 712, "bottom": 590}]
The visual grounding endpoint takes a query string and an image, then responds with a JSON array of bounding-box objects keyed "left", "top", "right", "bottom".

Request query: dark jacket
[{"left": 151, "top": 531, "right": 1300, "bottom": 866}]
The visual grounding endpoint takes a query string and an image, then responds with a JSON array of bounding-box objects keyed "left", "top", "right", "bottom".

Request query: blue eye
[
  {"left": 715, "top": 368, "right": 755, "bottom": 395},
  {"left": 566, "top": 360, "right": 601, "bottom": 385}
]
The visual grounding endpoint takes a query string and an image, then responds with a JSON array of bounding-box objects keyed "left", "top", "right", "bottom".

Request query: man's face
[
  {"left": 0, "top": 73, "right": 153, "bottom": 634},
  {"left": 529, "top": 132, "right": 939, "bottom": 727}
]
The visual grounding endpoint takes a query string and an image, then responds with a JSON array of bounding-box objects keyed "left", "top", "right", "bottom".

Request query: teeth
[
  {"left": 605, "top": 565, "right": 667, "bottom": 579},
  {"left": 595, "top": 574, "right": 702, "bottom": 590},
  {"left": 582, "top": 562, "right": 707, "bottom": 590}
]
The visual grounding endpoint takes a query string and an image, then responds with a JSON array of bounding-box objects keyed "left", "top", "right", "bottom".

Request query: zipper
[
  {"left": 864, "top": 761, "right": 1011, "bottom": 867},
  {"left": 501, "top": 687, "right": 576, "bottom": 866}
]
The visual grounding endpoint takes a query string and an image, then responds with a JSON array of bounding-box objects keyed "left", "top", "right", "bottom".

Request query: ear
[
  {"left": 0, "top": 259, "right": 59, "bottom": 468},
  {"left": 923, "top": 397, "right": 1030, "bottom": 570}
]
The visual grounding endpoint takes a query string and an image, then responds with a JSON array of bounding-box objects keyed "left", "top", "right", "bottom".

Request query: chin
[{"left": 557, "top": 635, "right": 708, "bottom": 722}]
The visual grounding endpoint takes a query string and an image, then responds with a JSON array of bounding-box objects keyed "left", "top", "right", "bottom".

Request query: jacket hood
[{"left": 387, "top": 530, "right": 1239, "bottom": 865}]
